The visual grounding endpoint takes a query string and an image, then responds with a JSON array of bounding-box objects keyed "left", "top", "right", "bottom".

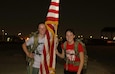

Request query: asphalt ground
[
  {"left": 0, "top": 43, "right": 115, "bottom": 74},
  {"left": 0, "top": 55, "right": 112, "bottom": 74}
]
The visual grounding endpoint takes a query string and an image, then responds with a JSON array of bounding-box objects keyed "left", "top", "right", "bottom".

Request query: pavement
[
  {"left": 0, "top": 55, "right": 112, "bottom": 74},
  {"left": 56, "top": 57, "right": 111, "bottom": 74}
]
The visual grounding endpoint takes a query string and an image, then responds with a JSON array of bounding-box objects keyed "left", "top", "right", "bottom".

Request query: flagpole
[{"left": 39, "top": 0, "right": 60, "bottom": 74}]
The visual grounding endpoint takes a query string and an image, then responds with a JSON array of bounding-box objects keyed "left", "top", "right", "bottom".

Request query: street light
[
  {"left": 1, "top": 29, "right": 5, "bottom": 41},
  {"left": 89, "top": 35, "right": 93, "bottom": 39},
  {"left": 5, "top": 32, "right": 8, "bottom": 35},
  {"left": 2, "top": 29, "right": 5, "bottom": 35},
  {"left": 18, "top": 32, "right": 22, "bottom": 36}
]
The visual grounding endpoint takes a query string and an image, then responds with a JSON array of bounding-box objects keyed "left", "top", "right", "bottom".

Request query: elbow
[
  {"left": 57, "top": 53, "right": 64, "bottom": 59},
  {"left": 22, "top": 42, "right": 26, "bottom": 49},
  {"left": 60, "top": 55, "right": 65, "bottom": 59},
  {"left": 61, "top": 55, "right": 65, "bottom": 59}
]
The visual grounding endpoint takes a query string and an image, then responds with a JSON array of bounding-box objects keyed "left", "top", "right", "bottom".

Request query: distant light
[
  {"left": 18, "top": 33, "right": 22, "bottom": 36},
  {"left": 78, "top": 35, "right": 80, "bottom": 38},
  {"left": 81, "top": 35, "right": 83, "bottom": 38},
  {"left": 2, "top": 29, "right": 4, "bottom": 32},
  {"left": 20, "top": 38, "right": 24, "bottom": 40},
  {"left": 59, "top": 36, "right": 63, "bottom": 41},
  {"left": 60, "top": 37, "right": 63, "bottom": 39},
  {"left": 101, "top": 36, "right": 104, "bottom": 39},
  {"left": 7, "top": 37, "right": 10, "bottom": 42},
  {"left": 104, "top": 36, "right": 108, "bottom": 39},
  {"left": 89, "top": 35, "right": 93, "bottom": 38},
  {"left": 113, "top": 37, "right": 115, "bottom": 40},
  {"left": 2, "top": 29, "right": 5, "bottom": 35},
  {"left": 107, "top": 40, "right": 113, "bottom": 44},
  {"left": 5, "top": 32, "right": 7, "bottom": 35}
]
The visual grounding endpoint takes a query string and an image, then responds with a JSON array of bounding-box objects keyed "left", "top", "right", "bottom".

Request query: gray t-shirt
[{"left": 26, "top": 36, "right": 45, "bottom": 68}]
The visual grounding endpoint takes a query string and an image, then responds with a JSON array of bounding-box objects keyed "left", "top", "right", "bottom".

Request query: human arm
[
  {"left": 56, "top": 48, "right": 65, "bottom": 59},
  {"left": 77, "top": 43, "right": 84, "bottom": 74},
  {"left": 77, "top": 52, "right": 84, "bottom": 74},
  {"left": 22, "top": 42, "right": 34, "bottom": 58},
  {"left": 55, "top": 38, "right": 65, "bottom": 59}
]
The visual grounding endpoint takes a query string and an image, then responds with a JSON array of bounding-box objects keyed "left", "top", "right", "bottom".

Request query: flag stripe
[
  {"left": 43, "top": 46, "right": 49, "bottom": 74},
  {"left": 49, "top": 38, "right": 54, "bottom": 67},
  {"left": 49, "top": 5, "right": 59, "bottom": 11},
  {"left": 46, "top": 30, "right": 50, "bottom": 50},
  {"left": 40, "top": 64, "right": 43, "bottom": 74},
  {"left": 51, "top": 2, "right": 59, "bottom": 6},
  {"left": 47, "top": 12, "right": 58, "bottom": 19},
  {"left": 48, "top": 9, "right": 59, "bottom": 14},
  {"left": 52, "top": 0, "right": 59, "bottom": 3},
  {"left": 46, "top": 17, "right": 58, "bottom": 21}
]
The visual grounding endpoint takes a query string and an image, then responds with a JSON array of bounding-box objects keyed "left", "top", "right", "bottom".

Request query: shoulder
[
  {"left": 29, "top": 36, "right": 34, "bottom": 40},
  {"left": 76, "top": 39, "right": 85, "bottom": 46},
  {"left": 25, "top": 36, "right": 34, "bottom": 46},
  {"left": 26, "top": 36, "right": 34, "bottom": 42},
  {"left": 75, "top": 39, "right": 84, "bottom": 52},
  {"left": 61, "top": 41, "right": 67, "bottom": 49}
]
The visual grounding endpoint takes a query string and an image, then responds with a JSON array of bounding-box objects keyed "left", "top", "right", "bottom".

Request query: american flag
[{"left": 39, "top": 0, "right": 60, "bottom": 74}]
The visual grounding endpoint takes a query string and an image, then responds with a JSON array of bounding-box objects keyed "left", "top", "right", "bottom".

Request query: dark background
[{"left": 0, "top": 0, "right": 115, "bottom": 38}]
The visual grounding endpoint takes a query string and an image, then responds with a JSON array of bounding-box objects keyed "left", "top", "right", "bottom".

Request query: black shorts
[{"left": 64, "top": 69, "right": 84, "bottom": 74}]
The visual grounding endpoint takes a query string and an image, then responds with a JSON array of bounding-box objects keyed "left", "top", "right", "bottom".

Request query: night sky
[{"left": 0, "top": 0, "right": 115, "bottom": 38}]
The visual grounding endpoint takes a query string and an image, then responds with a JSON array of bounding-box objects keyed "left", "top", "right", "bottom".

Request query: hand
[
  {"left": 27, "top": 52, "right": 34, "bottom": 58},
  {"left": 55, "top": 49, "right": 58, "bottom": 55},
  {"left": 77, "top": 71, "right": 81, "bottom": 74}
]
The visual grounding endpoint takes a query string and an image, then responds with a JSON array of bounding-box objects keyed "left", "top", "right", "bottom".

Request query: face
[
  {"left": 66, "top": 31, "right": 75, "bottom": 43},
  {"left": 38, "top": 23, "right": 46, "bottom": 35}
]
